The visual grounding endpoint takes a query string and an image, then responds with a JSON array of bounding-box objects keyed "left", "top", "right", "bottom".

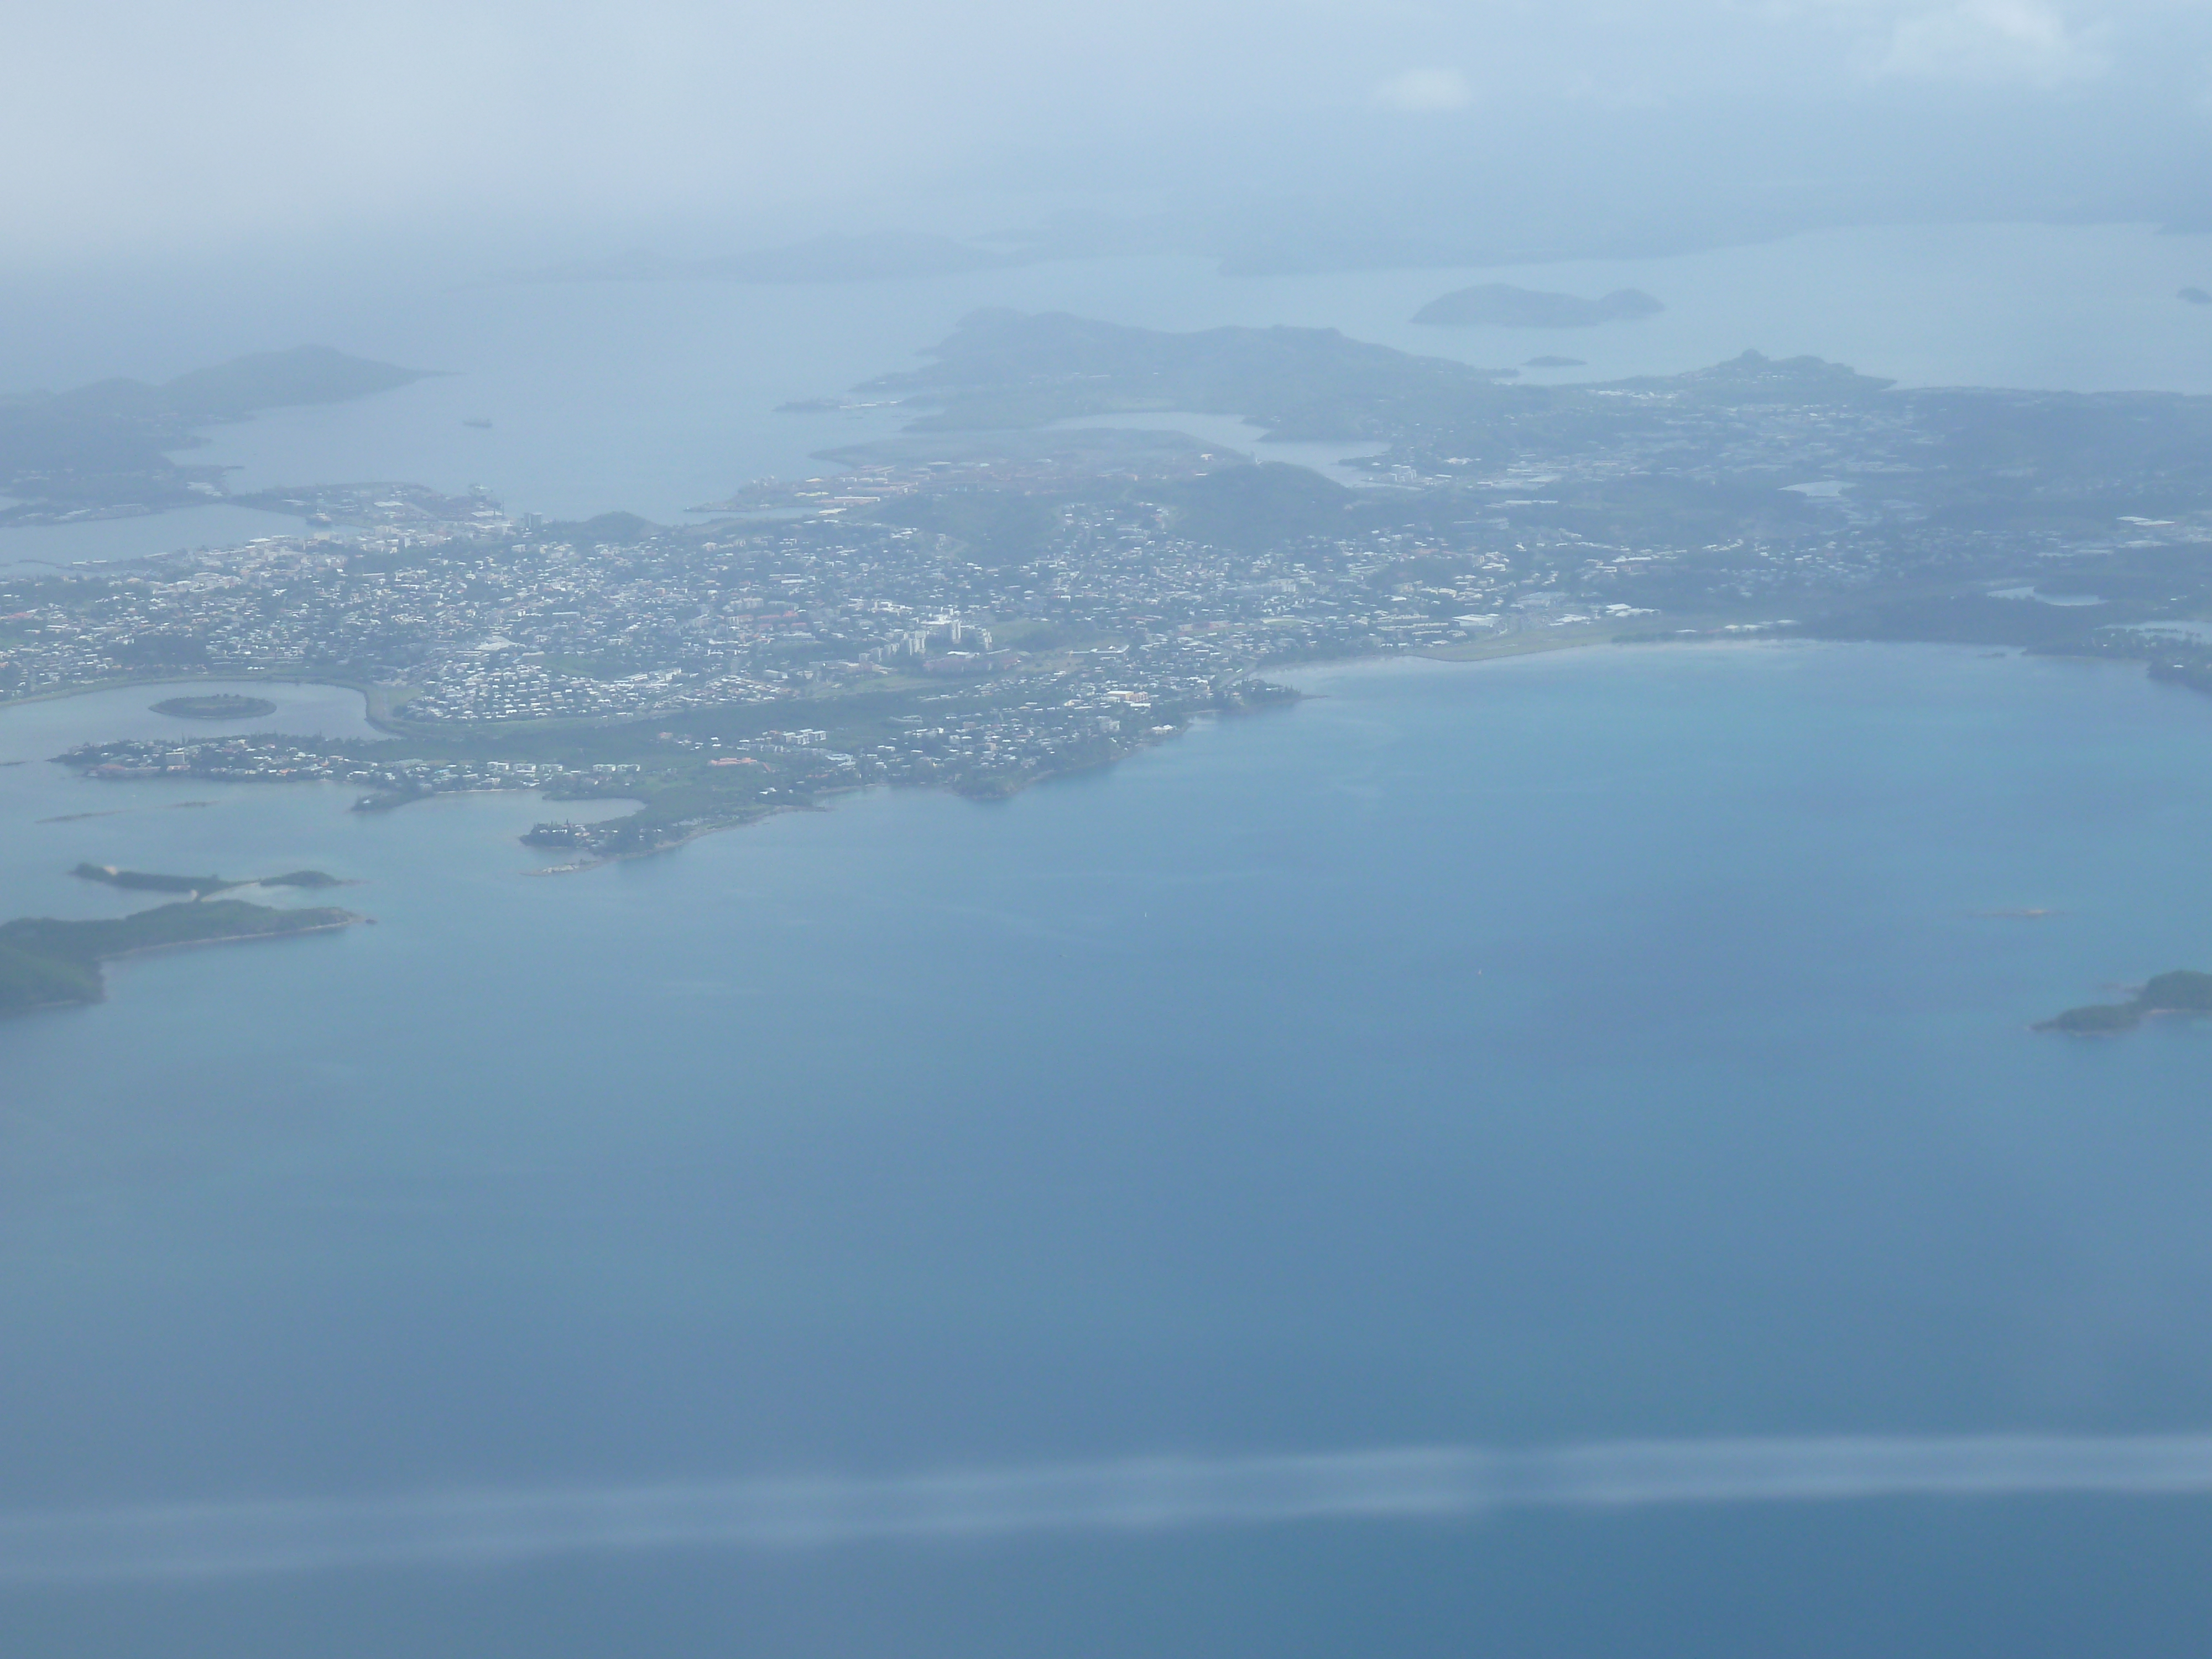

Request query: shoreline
[
  {"left": 0, "top": 671, "right": 405, "bottom": 735},
  {"left": 15, "top": 642, "right": 2182, "bottom": 899},
  {"left": 22, "top": 639, "right": 2127, "bottom": 894},
  {"left": 522, "top": 804, "right": 815, "bottom": 875},
  {"left": 0, "top": 911, "right": 367, "bottom": 1021},
  {"left": 97, "top": 912, "right": 367, "bottom": 963},
  {"left": 515, "top": 697, "right": 1298, "bottom": 872}
]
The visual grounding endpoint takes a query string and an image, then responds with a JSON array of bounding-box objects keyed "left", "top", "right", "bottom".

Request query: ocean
[{"left": 6, "top": 643, "right": 2212, "bottom": 1653}]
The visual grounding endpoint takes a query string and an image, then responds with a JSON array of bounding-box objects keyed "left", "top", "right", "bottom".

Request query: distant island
[
  {"left": 0, "top": 345, "right": 435, "bottom": 526},
  {"left": 2034, "top": 971, "right": 2212, "bottom": 1032},
  {"left": 840, "top": 307, "right": 1518, "bottom": 436},
  {"left": 1413, "top": 285, "right": 1664, "bottom": 328},
  {"left": 0, "top": 898, "right": 361, "bottom": 1016},
  {"left": 1524, "top": 355, "right": 1586, "bottom": 367},
  {"left": 72, "top": 863, "right": 347, "bottom": 898},
  {"left": 153, "top": 693, "right": 277, "bottom": 719}
]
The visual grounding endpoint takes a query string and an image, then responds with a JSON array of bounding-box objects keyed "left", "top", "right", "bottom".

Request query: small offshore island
[
  {"left": 152, "top": 693, "right": 278, "bottom": 719},
  {"left": 72, "top": 863, "right": 348, "bottom": 896},
  {"left": 2035, "top": 971, "right": 2212, "bottom": 1033},
  {"left": 0, "top": 896, "right": 362, "bottom": 1017}
]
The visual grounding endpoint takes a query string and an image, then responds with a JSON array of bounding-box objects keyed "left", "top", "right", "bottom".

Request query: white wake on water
[{"left": 8, "top": 1434, "right": 2212, "bottom": 1582}]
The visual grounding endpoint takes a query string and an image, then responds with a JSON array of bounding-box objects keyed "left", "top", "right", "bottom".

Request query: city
[{"left": 12, "top": 324, "right": 2212, "bottom": 861}]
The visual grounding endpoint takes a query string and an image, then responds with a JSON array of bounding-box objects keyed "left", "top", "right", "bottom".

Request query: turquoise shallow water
[{"left": 6, "top": 643, "right": 2212, "bottom": 1653}]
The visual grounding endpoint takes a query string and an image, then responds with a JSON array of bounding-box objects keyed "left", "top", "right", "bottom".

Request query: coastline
[
  {"left": 12, "top": 638, "right": 2088, "bottom": 893},
  {"left": 515, "top": 690, "right": 1313, "bottom": 871},
  {"left": 96, "top": 913, "right": 366, "bottom": 961},
  {"left": 0, "top": 670, "right": 388, "bottom": 717},
  {"left": 523, "top": 804, "right": 813, "bottom": 875},
  {"left": 0, "top": 910, "right": 366, "bottom": 1021}
]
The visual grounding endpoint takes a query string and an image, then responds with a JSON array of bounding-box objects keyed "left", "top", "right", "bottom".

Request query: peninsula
[
  {"left": 0, "top": 898, "right": 362, "bottom": 1016},
  {"left": 0, "top": 345, "right": 434, "bottom": 525},
  {"left": 72, "top": 863, "right": 347, "bottom": 896},
  {"left": 2034, "top": 971, "right": 2212, "bottom": 1032},
  {"left": 20, "top": 308, "right": 2212, "bottom": 872}
]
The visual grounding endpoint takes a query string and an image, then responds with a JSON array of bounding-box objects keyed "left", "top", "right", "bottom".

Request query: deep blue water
[{"left": 6, "top": 643, "right": 2212, "bottom": 1653}]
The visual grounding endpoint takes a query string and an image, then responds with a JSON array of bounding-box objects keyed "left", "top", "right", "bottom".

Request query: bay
[
  {"left": 6, "top": 642, "right": 2212, "bottom": 1654},
  {"left": 5, "top": 221, "right": 2212, "bottom": 534},
  {"left": 11, "top": 214, "right": 2212, "bottom": 1650},
  {"left": 0, "top": 506, "right": 306, "bottom": 580},
  {"left": 148, "top": 224, "right": 2212, "bottom": 520}
]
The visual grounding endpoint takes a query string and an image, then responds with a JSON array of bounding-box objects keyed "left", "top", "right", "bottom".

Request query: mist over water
[{"left": 7, "top": 221, "right": 2212, "bottom": 557}]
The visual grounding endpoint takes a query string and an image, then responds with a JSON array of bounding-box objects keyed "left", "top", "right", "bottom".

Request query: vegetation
[
  {"left": 849, "top": 307, "right": 1519, "bottom": 437},
  {"left": 152, "top": 694, "right": 277, "bottom": 719},
  {"left": 0, "top": 899, "right": 358, "bottom": 1016},
  {"left": 1149, "top": 463, "right": 1354, "bottom": 553},
  {"left": 872, "top": 490, "right": 1058, "bottom": 565},
  {"left": 536, "top": 511, "right": 657, "bottom": 545},
  {"left": 0, "top": 346, "right": 429, "bottom": 524},
  {"left": 72, "top": 863, "right": 230, "bottom": 895},
  {"left": 2035, "top": 971, "right": 2212, "bottom": 1033},
  {"left": 0, "top": 938, "right": 101, "bottom": 1013},
  {"left": 70, "top": 864, "right": 346, "bottom": 896}
]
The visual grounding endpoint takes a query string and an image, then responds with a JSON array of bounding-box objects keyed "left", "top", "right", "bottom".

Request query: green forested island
[
  {"left": 153, "top": 694, "right": 277, "bottom": 719},
  {"left": 71, "top": 863, "right": 346, "bottom": 896},
  {"left": 2035, "top": 971, "right": 2212, "bottom": 1032},
  {"left": 844, "top": 307, "right": 1519, "bottom": 434},
  {"left": 0, "top": 899, "right": 361, "bottom": 1016}
]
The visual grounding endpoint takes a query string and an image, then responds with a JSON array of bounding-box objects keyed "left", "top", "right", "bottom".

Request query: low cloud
[
  {"left": 1881, "top": 1, "right": 2108, "bottom": 86},
  {"left": 7, "top": 1433, "right": 2212, "bottom": 1583}
]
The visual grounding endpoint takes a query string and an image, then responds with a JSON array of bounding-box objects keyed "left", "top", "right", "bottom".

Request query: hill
[{"left": 0, "top": 899, "right": 359, "bottom": 1016}]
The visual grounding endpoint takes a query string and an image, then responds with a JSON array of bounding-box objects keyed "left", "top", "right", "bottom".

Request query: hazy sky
[{"left": 9, "top": 1, "right": 2212, "bottom": 264}]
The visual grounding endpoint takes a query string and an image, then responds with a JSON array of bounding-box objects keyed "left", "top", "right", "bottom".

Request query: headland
[{"left": 0, "top": 898, "right": 363, "bottom": 1017}]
